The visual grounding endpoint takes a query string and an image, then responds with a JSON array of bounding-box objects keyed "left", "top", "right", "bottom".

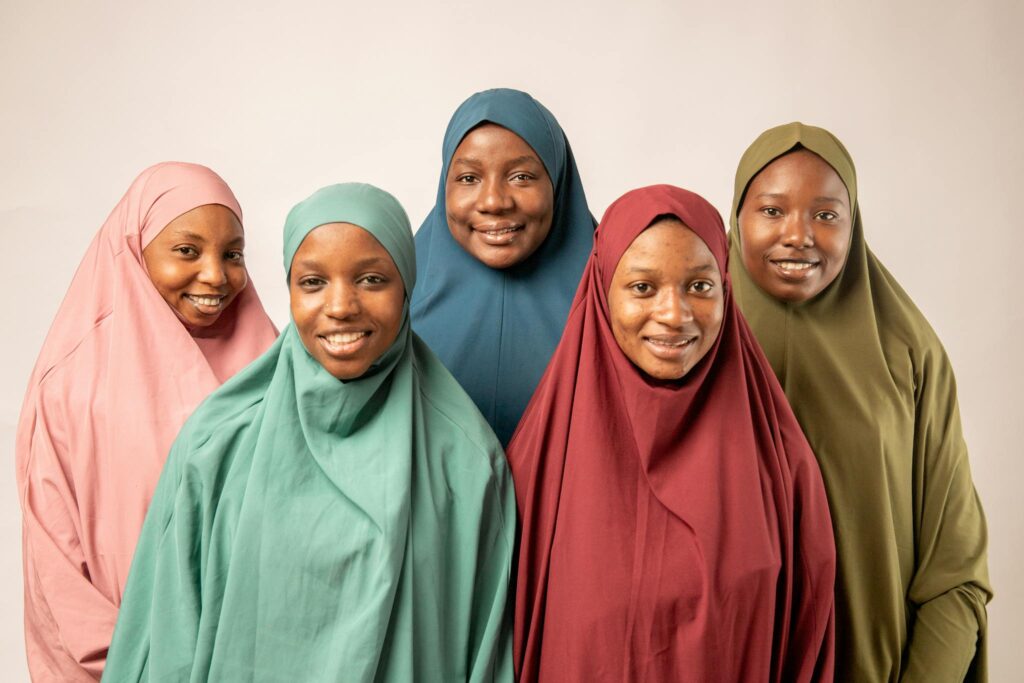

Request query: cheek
[{"left": 445, "top": 187, "right": 473, "bottom": 224}]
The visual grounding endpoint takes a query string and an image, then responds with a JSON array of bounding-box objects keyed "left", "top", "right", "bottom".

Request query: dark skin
[
  {"left": 142, "top": 204, "right": 247, "bottom": 328},
  {"left": 608, "top": 219, "right": 724, "bottom": 380},
  {"left": 445, "top": 123, "right": 555, "bottom": 269},
  {"left": 737, "top": 149, "right": 853, "bottom": 303},
  {"left": 289, "top": 223, "right": 405, "bottom": 381}
]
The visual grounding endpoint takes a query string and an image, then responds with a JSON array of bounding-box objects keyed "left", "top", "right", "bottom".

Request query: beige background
[{"left": 2, "top": 0, "right": 1021, "bottom": 680}]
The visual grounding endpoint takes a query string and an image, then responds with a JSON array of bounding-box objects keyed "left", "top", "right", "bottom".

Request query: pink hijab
[{"left": 15, "top": 162, "right": 278, "bottom": 681}]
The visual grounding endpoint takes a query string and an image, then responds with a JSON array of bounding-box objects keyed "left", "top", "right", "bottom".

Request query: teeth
[
  {"left": 482, "top": 226, "right": 521, "bottom": 235},
  {"left": 324, "top": 332, "right": 368, "bottom": 345},
  {"left": 187, "top": 295, "right": 223, "bottom": 306},
  {"left": 647, "top": 338, "right": 692, "bottom": 348},
  {"left": 776, "top": 261, "right": 815, "bottom": 271}
]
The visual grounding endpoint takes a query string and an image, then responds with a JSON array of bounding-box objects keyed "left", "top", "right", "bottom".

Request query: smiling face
[
  {"left": 289, "top": 222, "right": 405, "bottom": 381},
  {"left": 142, "top": 203, "right": 248, "bottom": 328},
  {"left": 445, "top": 123, "right": 555, "bottom": 269},
  {"left": 608, "top": 219, "right": 725, "bottom": 380},
  {"left": 737, "top": 149, "right": 853, "bottom": 303}
]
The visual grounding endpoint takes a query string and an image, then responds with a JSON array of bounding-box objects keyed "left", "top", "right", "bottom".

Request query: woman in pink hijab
[{"left": 15, "top": 162, "right": 278, "bottom": 681}]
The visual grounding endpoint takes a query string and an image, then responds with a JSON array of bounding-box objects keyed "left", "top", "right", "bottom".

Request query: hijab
[
  {"left": 15, "top": 162, "right": 276, "bottom": 681},
  {"left": 508, "top": 184, "right": 835, "bottom": 682},
  {"left": 728, "top": 122, "right": 991, "bottom": 681},
  {"left": 411, "top": 88, "right": 596, "bottom": 444},
  {"left": 105, "top": 183, "right": 515, "bottom": 682}
]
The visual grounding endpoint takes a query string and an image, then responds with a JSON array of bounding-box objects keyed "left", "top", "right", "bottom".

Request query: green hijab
[
  {"left": 105, "top": 183, "right": 514, "bottom": 682},
  {"left": 727, "top": 123, "right": 991, "bottom": 682}
]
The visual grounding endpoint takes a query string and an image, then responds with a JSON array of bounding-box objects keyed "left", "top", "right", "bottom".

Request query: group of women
[{"left": 15, "top": 88, "right": 990, "bottom": 682}]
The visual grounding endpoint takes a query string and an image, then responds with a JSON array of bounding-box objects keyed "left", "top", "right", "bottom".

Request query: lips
[
  {"left": 642, "top": 334, "right": 697, "bottom": 360},
  {"left": 768, "top": 257, "right": 820, "bottom": 281},
  {"left": 184, "top": 293, "right": 228, "bottom": 315},
  {"left": 473, "top": 222, "right": 525, "bottom": 246},
  {"left": 317, "top": 330, "right": 372, "bottom": 357}
]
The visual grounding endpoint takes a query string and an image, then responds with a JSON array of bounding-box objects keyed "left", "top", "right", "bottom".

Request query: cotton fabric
[
  {"left": 104, "top": 183, "right": 515, "bottom": 682},
  {"left": 15, "top": 162, "right": 277, "bottom": 681},
  {"left": 411, "top": 88, "right": 596, "bottom": 445},
  {"left": 727, "top": 122, "right": 991, "bottom": 682},
  {"left": 508, "top": 184, "right": 836, "bottom": 682}
]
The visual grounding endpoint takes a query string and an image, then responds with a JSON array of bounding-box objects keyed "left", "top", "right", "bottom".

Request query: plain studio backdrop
[{"left": 2, "top": 0, "right": 1021, "bottom": 680}]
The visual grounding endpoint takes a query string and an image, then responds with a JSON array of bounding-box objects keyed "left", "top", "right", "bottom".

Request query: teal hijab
[{"left": 105, "top": 184, "right": 515, "bottom": 682}]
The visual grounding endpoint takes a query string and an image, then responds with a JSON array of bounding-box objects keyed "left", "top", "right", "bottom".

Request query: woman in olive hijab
[
  {"left": 104, "top": 183, "right": 514, "bottom": 682},
  {"left": 728, "top": 122, "right": 990, "bottom": 682}
]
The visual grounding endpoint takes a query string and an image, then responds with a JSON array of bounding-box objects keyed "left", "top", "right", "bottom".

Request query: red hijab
[{"left": 507, "top": 184, "right": 835, "bottom": 682}]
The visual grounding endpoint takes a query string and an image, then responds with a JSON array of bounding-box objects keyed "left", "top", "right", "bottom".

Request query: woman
[
  {"left": 411, "top": 88, "right": 596, "bottom": 445},
  {"left": 509, "top": 184, "right": 836, "bottom": 682},
  {"left": 104, "top": 183, "right": 515, "bottom": 682},
  {"left": 16, "top": 162, "right": 277, "bottom": 681},
  {"left": 728, "top": 122, "right": 991, "bottom": 681}
]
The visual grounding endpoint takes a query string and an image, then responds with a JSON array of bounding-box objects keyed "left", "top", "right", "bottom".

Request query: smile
[
  {"left": 474, "top": 223, "right": 524, "bottom": 245},
  {"left": 318, "top": 331, "right": 371, "bottom": 357},
  {"left": 769, "top": 258, "right": 820, "bottom": 280},
  {"left": 184, "top": 293, "right": 227, "bottom": 314},
  {"left": 643, "top": 335, "right": 696, "bottom": 359}
]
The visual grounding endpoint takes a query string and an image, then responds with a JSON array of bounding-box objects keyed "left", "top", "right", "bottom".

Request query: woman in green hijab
[
  {"left": 104, "top": 183, "right": 515, "bottom": 682},
  {"left": 727, "top": 122, "right": 991, "bottom": 682}
]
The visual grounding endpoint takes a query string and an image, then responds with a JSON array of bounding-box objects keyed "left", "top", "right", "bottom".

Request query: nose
[
  {"left": 475, "top": 177, "right": 513, "bottom": 214},
  {"left": 652, "top": 290, "right": 693, "bottom": 328},
  {"left": 780, "top": 214, "right": 814, "bottom": 248},
  {"left": 197, "top": 255, "right": 228, "bottom": 287},
  {"left": 324, "top": 283, "right": 361, "bottom": 319}
]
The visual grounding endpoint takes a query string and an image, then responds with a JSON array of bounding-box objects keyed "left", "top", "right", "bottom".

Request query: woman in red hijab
[{"left": 507, "top": 184, "right": 835, "bottom": 682}]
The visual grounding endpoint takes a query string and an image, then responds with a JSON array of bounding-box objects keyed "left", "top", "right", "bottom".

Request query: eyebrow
[
  {"left": 170, "top": 230, "right": 243, "bottom": 245},
  {"left": 754, "top": 192, "right": 846, "bottom": 205},
  {"left": 293, "top": 255, "right": 391, "bottom": 271},
  {"left": 450, "top": 155, "right": 541, "bottom": 167}
]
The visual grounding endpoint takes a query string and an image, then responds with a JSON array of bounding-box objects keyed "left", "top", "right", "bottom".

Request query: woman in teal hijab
[
  {"left": 104, "top": 183, "right": 515, "bottom": 682},
  {"left": 411, "top": 88, "right": 596, "bottom": 445}
]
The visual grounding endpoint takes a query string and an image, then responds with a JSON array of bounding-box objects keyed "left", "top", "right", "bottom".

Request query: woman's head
[
  {"left": 609, "top": 217, "right": 724, "bottom": 380},
  {"left": 445, "top": 123, "right": 554, "bottom": 269},
  {"left": 143, "top": 203, "right": 247, "bottom": 328},
  {"left": 596, "top": 186, "right": 729, "bottom": 382},
  {"left": 284, "top": 183, "right": 414, "bottom": 381},
  {"left": 732, "top": 123, "right": 859, "bottom": 304},
  {"left": 438, "top": 88, "right": 579, "bottom": 271}
]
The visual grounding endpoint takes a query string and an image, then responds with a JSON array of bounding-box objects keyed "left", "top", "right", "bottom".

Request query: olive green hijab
[
  {"left": 105, "top": 183, "right": 514, "bottom": 682},
  {"left": 728, "top": 123, "right": 991, "bottom": 682}
]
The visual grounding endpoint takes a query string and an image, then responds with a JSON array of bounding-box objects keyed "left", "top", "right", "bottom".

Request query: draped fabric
[
  {"left": 727, "top": 122, "right": 991, "bottom": 682},
  {"left": 104, "top": 183, "right": 515, "bottom": 682},
  {"left": 411, "top": 88, "right": 596, "bottom": 445},
  {"left": 509, "top": 184, "right": 835, "bottom": 682},
  {"left": 15, "top": 162, "right": 276, "bottom": 682}
]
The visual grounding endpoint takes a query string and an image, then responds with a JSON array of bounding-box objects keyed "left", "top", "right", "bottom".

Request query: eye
[
  {"left": 510, "top": 172, "right": 534, "bottom": 183},
  {"left": 454, "top": 174, "right": 479, "bottom": 185},
  {"left": 225, "top": 250, "right": 244, "bottom": 262},
  {"left": 174, "top": 245, "right": 199, "bottom": 257},
  {"left": 816, "top": 210, "right": 839, "bottom": 221},
  {"left": 760, "top": 207, "right": 781, "bottom": 218},
  {"left": 299, "top": 276, "right": 326, "bottom": 289},
  {"left": 629, "top": 282, "right": 653, "bottom": 296},
  {"left": 358, "top": 273, "right": 389, "bottom": 287},
  {"left": 689, "top": 280, "right": 714, "bottom": 295}
]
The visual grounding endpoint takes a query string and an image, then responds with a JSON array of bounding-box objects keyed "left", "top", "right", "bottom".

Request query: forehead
[
  {"left": 450, "top": 123, "right": 544, "bottom": 166},
  {"left": 749, "top": 149, "right": 849, "bottom": 202},
  {"left": 160, "top": 203, "right": 243, "bottom": 240},
  {"left": 618, "top": 220, "right": 719, "bottom": 273},
  {"left": 292, "top": 222, "right": 395, "bottom": 268}
]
